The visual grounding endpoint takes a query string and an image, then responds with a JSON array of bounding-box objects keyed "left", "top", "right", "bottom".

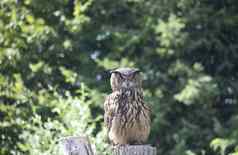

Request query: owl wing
[
  {"left": 143, "top": 101, "right": 152, "bottom": 119},
  {"left": 104, "top": 95, "right": 115, "bottom": 132}
]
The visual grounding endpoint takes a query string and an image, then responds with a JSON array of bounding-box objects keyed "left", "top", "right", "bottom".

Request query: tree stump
[{"left": 60, "top": 136, "right": 156, "bottom": 155}]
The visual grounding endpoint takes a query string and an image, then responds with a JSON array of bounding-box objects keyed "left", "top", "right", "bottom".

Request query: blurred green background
[{"left": 0, "top": 0, "right": 238, "bottom": 154}]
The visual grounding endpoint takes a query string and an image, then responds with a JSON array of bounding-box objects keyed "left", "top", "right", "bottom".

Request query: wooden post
[
  {"left": 60, "top": 136, "right": 94, "bottom": 155},
  {"left": 60, "top": 136, "right": 156, "bottom": 155},
  {"left": 112, "top": 145, "right": 157, "bottom": 155}
]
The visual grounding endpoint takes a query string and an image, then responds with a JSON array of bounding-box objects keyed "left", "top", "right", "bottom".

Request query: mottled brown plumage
[{"left": 104, "top": 68, "right": 151, "bottom": 145}]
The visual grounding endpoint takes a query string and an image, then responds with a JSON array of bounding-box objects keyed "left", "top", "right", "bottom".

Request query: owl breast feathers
[{"left": 104, "top": 68, "right": 151, "bottom": 145}]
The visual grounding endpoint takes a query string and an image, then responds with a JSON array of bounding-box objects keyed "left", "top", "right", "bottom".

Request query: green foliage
[
  {"left": 210, "top": 138, "right": 236, "bottom": 155},
  {"left": 0, "top": 0, "right": 238, "bottom": 155},
  {"left": 16, "top": 87, "right": 108, "bottom": 155}
]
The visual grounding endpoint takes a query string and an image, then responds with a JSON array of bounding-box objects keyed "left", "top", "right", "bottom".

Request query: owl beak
[{"left": 121, "top": 74, "right": 129, "bottom": 79}]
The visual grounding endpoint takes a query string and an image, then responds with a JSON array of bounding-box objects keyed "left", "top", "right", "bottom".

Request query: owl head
[{"left": 110, "top": 67, "right": 142, "bottom": 91}]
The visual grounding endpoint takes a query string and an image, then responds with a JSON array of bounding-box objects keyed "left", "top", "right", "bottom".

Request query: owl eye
[{"left": 110, "top": 69, "right": 141, "bottom": 79}]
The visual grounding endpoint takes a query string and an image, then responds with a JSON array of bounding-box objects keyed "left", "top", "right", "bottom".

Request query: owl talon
[
  {"left": 133, "top": 142, "right": 143, "bottom": 145},
  {"left": 129, "top": 140, "right": 144, "bottom": 145}
]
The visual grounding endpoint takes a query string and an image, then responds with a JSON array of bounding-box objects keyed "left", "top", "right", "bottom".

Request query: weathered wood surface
[
  {"left": 61, "top": 136, "right": 156, "bottom": 155},
  {"left": 60, "top": 136, "right": 94, "bottom": 155},
  {"left": 112, "top": 145, "right": 156, "bottom": 155}
]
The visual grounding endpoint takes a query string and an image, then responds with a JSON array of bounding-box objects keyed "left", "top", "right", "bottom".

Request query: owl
[{"left": 104, "top": 67, "right": 151, "bottom": 145}]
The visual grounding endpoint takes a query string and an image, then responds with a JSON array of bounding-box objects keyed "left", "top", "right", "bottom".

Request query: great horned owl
[{"left": 104, "top": 67, "right": 151, "bottom": 145}]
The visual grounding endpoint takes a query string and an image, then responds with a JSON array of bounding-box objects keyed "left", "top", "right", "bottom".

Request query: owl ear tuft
[
  {"left": 109, "top": 70, "right": 114, "bottom": 74},
  {"left": 109, "top": 68, "right": 118, "bottom": 74},
  {"left": 134, "top": 69, "right": 141, "bottom": 74},
  {"left": 109, "top": 70, "right": 121, "bottom": 74},
  {"left": 110, "top": 70, "right": 124, "bottom": 79},
  {"left": 110, "top": 70, "right": 116, "bottom": 74}
]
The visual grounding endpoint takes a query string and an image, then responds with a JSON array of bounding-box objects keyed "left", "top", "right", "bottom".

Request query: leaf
[
  {"left": 29, "top": 61, "right": 44, "bottom": 72},
  {"left": 210, "top": 138, "right": 236, "bottom": 155},
  {"left": 59, "top": 67, "right": 77, "bottom": 84}
]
